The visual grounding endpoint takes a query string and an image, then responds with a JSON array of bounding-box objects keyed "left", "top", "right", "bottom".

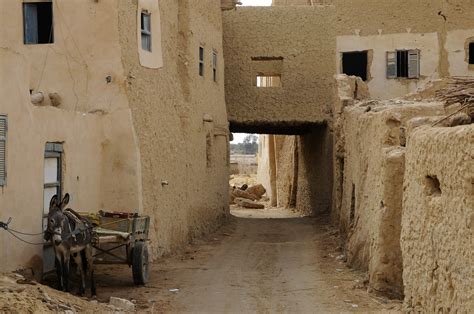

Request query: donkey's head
[{"left": 47, "top": 193, "right": 70, "bottom": 246}]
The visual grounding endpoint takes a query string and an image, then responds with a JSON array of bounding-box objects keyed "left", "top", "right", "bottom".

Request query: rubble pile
[
  {"left": 229, "top": 184, "right": 267, "bottom": 209},
  {"left": 0, "top": 273, "right": 136, "bottom": 313}
]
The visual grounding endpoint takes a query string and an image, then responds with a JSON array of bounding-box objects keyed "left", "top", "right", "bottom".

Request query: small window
[
  {"left": 0, "top": 116, "right": 7, "bottom": 186},
  {"left": 141, "top": 12, "right": 151, "bottom": 52},
  {"left": 256, "top": 75, "right": 281, "bottom": 87},
  {"left": 469, "top": 42, "right": 474, "bottom": 64},
  {"left": 23, "top": 2, "right": 54, "bottom": 44},
  {"left": 212, "top": 52, "right": 218, "bottom": 82},
  {"left": 342, "top": 51, "right": 368, "bottom": 81},
  {"left": 387, "top": 50, "right": 420, "bottom": 79},
  {"left": 199, "top": 47, "right": 204, "bottom": 77}
]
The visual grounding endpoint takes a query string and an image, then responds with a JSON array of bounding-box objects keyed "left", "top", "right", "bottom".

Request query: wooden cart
[{"left": 91, "top": 213, "right": 150, "bottom": 285}]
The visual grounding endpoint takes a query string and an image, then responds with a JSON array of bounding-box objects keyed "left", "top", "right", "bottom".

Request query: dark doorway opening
[{"left": 342, "top": 51, "right": 368, "bottom": 81}]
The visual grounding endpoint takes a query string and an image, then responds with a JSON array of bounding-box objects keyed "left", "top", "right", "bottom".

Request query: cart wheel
[{"left": 132, "top": 241, "right": 149, "bottom": 285}]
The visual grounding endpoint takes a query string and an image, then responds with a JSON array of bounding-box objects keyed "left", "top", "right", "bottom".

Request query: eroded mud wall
[
  {"left": 402, "top": 125, "right": 474, "bottom": 312},
  {"left": 223, "top": 6, "right": 336, "bottom": 128},
  {"left": 340, "top": 101, "right": 446, "bottom": 297},
  {"left": 296, "top": 127, "right": 333, "bottom": 215},
  {"left": 118, "top": 0, "right": 229, "bottom": 256}
]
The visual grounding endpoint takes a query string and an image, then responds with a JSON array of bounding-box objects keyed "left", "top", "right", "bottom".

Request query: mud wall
[
  {"left": 0, "top": 0, "right": 141, "bottom": 274},
  {"left": 339, "top": 100, "right": 446, "bottom": 298},
  {"left": 402, "top": 125, "right": 473, "bottom": 312},
  {"left": 222, "top": 6, "right": 336, "bottom": 128},
  {"left": 118, "top": 0, "right": 229, "bottom": 257},
  {"left": 271, "top": 0, "right": 474, "bottom": 98}
]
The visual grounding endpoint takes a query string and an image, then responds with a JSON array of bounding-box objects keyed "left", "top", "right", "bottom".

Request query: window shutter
[
  {"left": 23, "top": 3, "right": 38, "bottom": 44},
  {"left": 408, "top": 49, "right": 420, "bottom": 78},
  {"left": 386, "top": 51, "right": 397, "bottom": 79},
  {"left": 0, "top": 116, "right": 7, "bottom": 186}
]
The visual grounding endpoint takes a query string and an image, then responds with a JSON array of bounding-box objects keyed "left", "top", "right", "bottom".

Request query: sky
[
  {"left": 230, "top": 0, "right": 271, "bottom": 143},
  {"left": 231, "top": 133, "right": 254, "bottom": 144},
  {"left": 240, "top": 0, "right": 272, "bottom": 6}
]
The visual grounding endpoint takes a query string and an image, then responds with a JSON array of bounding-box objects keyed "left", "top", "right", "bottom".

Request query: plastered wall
[
  {"left": 402, "top": 125, "right": 473, "bottom": 313},
  {"left": 0, "top": 0, "right": 141, "bottom": 274}
]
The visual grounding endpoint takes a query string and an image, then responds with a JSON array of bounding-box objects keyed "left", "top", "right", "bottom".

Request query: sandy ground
[
  {"left": 94, "top": 208, "right": 401, "bottom": 313},
  {"left": 1, "top": 208, "right": 401, "bottom": 313}
]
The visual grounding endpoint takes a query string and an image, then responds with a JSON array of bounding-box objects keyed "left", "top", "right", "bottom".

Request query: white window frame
[
  {"left": 386, "top": 49, "right": 420, "bottom": 79},
  {"left": 141, "top": 11, "right": 152, "bottom": 52},
  {"left": 0, "top": 115, "right": 7, "bottom": 186}
]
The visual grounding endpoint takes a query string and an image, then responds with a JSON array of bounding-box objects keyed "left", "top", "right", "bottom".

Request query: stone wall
[{"left": 402, "top": 125, "right": 473, "bottom": 312}]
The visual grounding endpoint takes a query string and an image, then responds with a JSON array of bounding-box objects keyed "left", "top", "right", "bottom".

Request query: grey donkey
[{"left": 45, "top": 194, "right": 96, "bottom": 296}]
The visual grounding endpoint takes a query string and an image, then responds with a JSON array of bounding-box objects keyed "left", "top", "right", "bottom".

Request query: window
[
  {"left": 0, "top": 116, "right": 7, "bottom": 186},
  {"left": 342, "top": 51, "right": 368, "bottom": 81},
  {"left": 141, "top": 12, "right": 151, "bottom": 51},
  {"left": 387, "top": 50, "right": 420, "bottom": 79},
  {"left": 469, "top": 42, "right": 474, "bottom": 64},
  {"left": 212, "top": 52, "right": 218, "bottom": 82},
  {"left": 23, "top": 2, "right": 54, "bottom": 44},
  {"left": 256, "top": 75, "right": 281, "bottom": 87},
  {"left": 199, "top": 47, "right": 204, "bottom": 76},
  {"left": 43, "top": 143, "right": 62, "bottom": 216}
]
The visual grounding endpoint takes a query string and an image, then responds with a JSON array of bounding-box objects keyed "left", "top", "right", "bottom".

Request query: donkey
[{"left": 45, "top": 194, "right": 96, "bottom": 296}]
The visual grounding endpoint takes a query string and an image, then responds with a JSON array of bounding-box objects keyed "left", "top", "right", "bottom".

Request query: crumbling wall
[
  {"left": 339, "top": 100, "right": 446, "bottom": 298},
  {"left": 401, "top": 125, "right": 473, "bottom": 312}
]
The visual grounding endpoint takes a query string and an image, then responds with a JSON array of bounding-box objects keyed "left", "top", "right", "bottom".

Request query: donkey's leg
[
  {"left": 63, "top": 254, "right": 70, "bottom": 292},
  {"left": 86, "top": 246, "right": 96, "bottom": 297},
  {"left": 72, "top": 252, "right": 85, "bottom": 296},
  {"left": 55, "top": 256, "right": 63, "bottom": 291}
]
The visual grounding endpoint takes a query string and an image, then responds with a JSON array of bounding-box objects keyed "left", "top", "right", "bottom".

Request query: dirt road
[{"left": 96, "top": 208, "right": 400, "bottom": 313}]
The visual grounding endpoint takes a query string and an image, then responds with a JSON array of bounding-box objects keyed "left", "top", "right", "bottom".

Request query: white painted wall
[
  {"left": 446, "top": 29, "right": 474, "bottom": 77},
  {"left": 337, "top": 32, "right": 440, "bottom": 99}
]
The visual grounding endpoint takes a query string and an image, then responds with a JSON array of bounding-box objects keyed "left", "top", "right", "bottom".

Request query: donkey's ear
[
  {"left": 60, "top": 193, "right": 70, "bottom": 209},
  {"left": 49, "top": 195, "right": 59, "bottom": 210}
]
